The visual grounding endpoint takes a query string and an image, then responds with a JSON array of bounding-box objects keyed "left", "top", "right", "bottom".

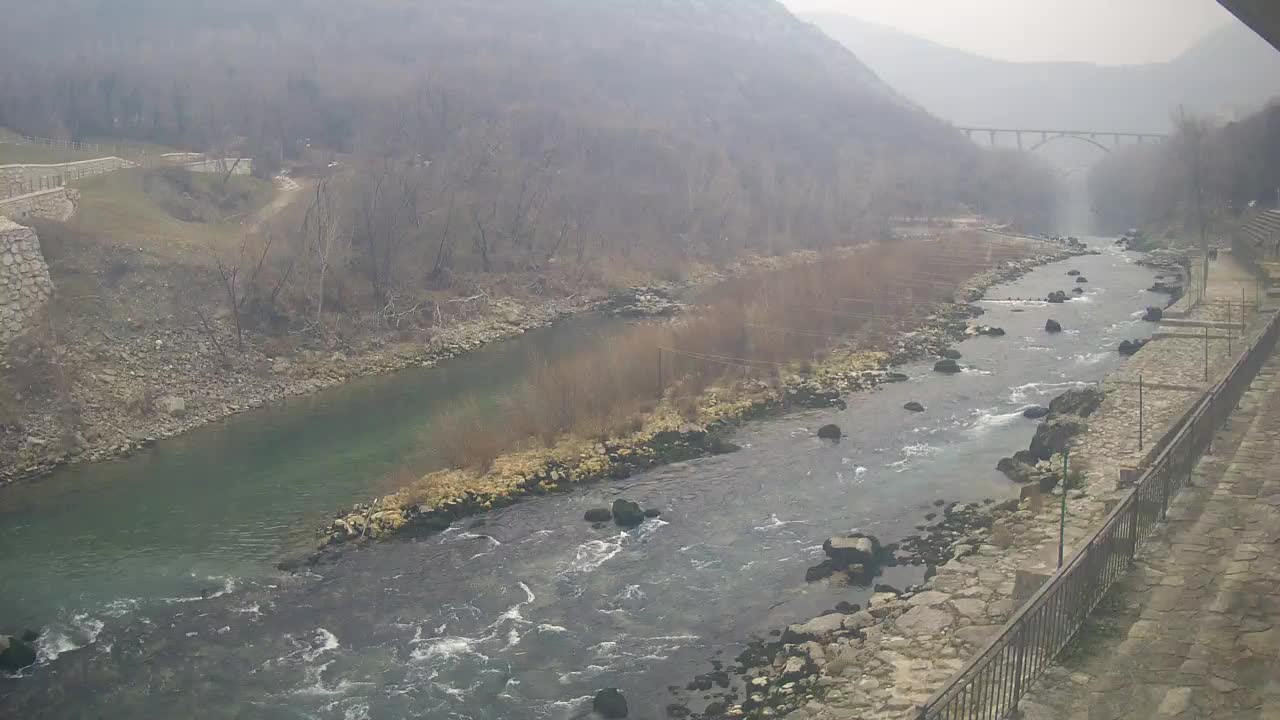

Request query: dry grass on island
[{"left": 325, "top": 231, "right": 1044, "bottom": 545}]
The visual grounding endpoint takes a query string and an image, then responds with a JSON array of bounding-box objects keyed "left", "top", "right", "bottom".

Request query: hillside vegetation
[
  {"left": 1088, "top": 103, "right": 1280, "bottom": 234},
  {"left": 0, "top": 1, "right": 1056, "bottom": 295}
]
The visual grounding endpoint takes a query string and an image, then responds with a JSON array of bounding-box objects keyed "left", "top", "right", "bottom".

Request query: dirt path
[{"left": 243, "top": 174, "right": 308, "bottom": 235}]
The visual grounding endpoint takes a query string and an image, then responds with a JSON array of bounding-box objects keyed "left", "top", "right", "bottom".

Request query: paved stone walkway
[{"left": 1022, "top": 355, "right": 1280, "bottom": 720}]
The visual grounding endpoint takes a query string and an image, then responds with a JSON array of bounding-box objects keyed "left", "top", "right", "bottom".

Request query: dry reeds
[{"left": 430, "top": 233, "right": 1030, "bottom": 470}]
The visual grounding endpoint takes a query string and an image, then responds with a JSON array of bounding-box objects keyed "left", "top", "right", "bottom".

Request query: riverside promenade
[{"left": 1018, "top": 252, "right": 1280, "bottom": 719}]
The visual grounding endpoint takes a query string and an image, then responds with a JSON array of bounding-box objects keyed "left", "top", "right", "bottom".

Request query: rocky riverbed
[{"left": 316, "top": 237, "right": 1087, "bottom": 557}]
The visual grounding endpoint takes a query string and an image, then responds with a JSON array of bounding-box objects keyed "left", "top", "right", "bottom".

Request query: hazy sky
[{"left": 781, "top": 0, "right": 1238, "bottom": 65}]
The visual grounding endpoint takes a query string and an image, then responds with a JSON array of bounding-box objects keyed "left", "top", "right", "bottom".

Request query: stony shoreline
[
  {"left": 666, "top": 248, "right": 1226, "bottom": 720},
  {"left": 0, "top": 251, "right": 830, "bottom": 488},
  {"left": 310, "top": 236, "right": 1086, "bottom": 563}
]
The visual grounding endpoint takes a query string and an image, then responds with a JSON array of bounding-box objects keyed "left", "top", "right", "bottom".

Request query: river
[{"left": 0, "top": 240, "right": 1163, "bottom": 719}]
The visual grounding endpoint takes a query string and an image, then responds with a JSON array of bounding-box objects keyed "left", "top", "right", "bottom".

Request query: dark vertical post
[
  {"left": 1016, "top": 132, "right": 1024, "bottom": 151},
  {"left": 1059, "top": 450, "right": 1069, "bottom": 569},
  {"left": 1204, "top": 326, "right": 1210, "bottom": 383},
  {"left": 657, "top": 348, "right": 663, "bottom": 398},
  {"left": 1228, "top": 302, "right": 1233, "bottom": 356}
]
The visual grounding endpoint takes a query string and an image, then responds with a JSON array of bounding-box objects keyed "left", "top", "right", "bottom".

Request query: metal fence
[{"left": 918, "top": 306, "right": 1280, "bottom": 720}]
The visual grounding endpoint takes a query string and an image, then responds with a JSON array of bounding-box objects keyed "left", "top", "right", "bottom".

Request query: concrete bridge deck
[{"left": 1021, "top": 353, "right": 1280, "bottom": 719}]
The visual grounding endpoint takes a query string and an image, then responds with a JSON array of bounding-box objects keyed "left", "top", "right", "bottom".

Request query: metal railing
[{"left": 918, "top": 306, "right": 1280, "bottom": 719}]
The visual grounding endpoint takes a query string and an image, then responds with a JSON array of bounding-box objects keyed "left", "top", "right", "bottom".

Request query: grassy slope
[{"left": 68, "top": 168, "right": 275, "bottom": 255}]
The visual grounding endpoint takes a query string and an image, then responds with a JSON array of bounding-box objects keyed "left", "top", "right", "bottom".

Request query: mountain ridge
[{"left": 804, "top": 13, "right": 1280, "bottom": 132}]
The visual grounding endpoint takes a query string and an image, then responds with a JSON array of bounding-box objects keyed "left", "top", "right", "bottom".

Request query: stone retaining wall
[
  {"left": 0, "top": 187, "right": 76, "bottom": 222},
  {"left": 0, "top": 157, "right": 133, "bottom": 199},
  {"left": 0, "top": 217, "right": 53, "bottom": 344}
]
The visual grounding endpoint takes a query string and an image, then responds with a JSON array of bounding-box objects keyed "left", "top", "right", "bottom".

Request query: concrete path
[{"left": 1021, "top": 354, "right": 1280, "bottom": 720}]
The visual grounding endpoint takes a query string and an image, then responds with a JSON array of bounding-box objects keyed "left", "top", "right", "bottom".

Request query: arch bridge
[{"left": 956, "top": 127, "right": 1170, "bottom": 153}]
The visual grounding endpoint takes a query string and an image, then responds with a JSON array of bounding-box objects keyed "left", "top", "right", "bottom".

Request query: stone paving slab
[{"left": 1021, "top": 358, "right": 1280, "bottom": 720}]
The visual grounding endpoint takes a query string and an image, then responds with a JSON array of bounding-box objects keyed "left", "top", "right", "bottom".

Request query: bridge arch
[{"left": 1028, "top": 134, "right": 1112, "bottom": 155}]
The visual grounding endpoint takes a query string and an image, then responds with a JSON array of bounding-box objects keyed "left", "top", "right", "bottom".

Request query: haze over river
[{"left": 0, "top": 240, "right": 1164, "bottom": 719}]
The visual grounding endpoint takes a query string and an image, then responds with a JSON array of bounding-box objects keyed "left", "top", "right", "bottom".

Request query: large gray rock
[
  {"left": 1048, "top": 387, "right": 1105, "bottom": 418},
  {"left": 895, "top": 605, "right": 954, "bottom": 635},
  {"left": 610, "top": 499, "right": 645, "bottom": 528},
  {"left": 593, "top": 688, "right": 629, "bottom": 718},
  {"left": 1029, "top": 416, "right": 1087, "bottom": 462},
  {"left": 782, "top": 613, "right": 851, "bottom": 643},
  {"left": 997, "top": 456, "right": 1042, "bottom": 484},
  {"left": 933, "top": 359, "right": 961, "bottom": 374},
  {"left": 0, "top": 634, "right": 37, "bottom": 672},
  {"left": 155, "top": 396, "right": 187, "bottom": 417},
  {"left": 816, "top": 424, "right": 842, "bottom": 440},
  {"left": 823, "top": 535, "right": 877, "bottom": 566}
]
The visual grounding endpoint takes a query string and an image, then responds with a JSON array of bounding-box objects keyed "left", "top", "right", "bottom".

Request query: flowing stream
[{"left": 0, "top": 241, "right": 1164, "bottom": 719}]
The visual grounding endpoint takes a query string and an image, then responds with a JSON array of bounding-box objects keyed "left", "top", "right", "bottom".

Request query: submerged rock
[
  {"left": 976, "top": 325, "right": 1006, "bottom": 337},
  {"left": 883, "top": 372, "right": 910, "bottom": 383},
  {"left": 1067, "top": 269, "right": 1081, "bottom": 276},
  {"left": 933, "top": 359, "right": 961, "bottom": 374},
  {"left": 1045, "top": 319, "right": 1062, "bottom": 333},
  {"left": 1143, "top": 306, "right": 1163, "bottom": 322},
  {"left": 0, "top": 635, "right": 37, "bottom": 672},
  {"left": 1075, "top": 276, "right": 1089, "bottom": 283},
  {"left": 1022, "top": 405, "right": 1050, "bottom": 419},
  {"left": 611, "top": 499, "right": 645, "bottom": 528},
  {"left": 593, "top": 688, "right": 629, "bottom": 718},
  {"left": 1073, "top": 287, "right": 1086, "bottom": 295},
  {"left": 584, "top": 508, "right": 613, "bottom": 523},
  {"left": 1118, "top": 339, "right": 1147, "bottom": 356},
  {"left": 816, "top": 424, "right": 842, "bottom": 440},
  {"left": 903, "top": 401, "right": 925, "bottom": 413}
]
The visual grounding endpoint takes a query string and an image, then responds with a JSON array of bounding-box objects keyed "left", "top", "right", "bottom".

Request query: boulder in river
[
  {"left": 997, "top": 456, "right": 1042, "bottom": 484},
  {"left": 940, "top": 349, "right": 962, "bottom": 360},
  {"left": 1045, "top": 319, "right": 1063, "bottom": 333},
  {"left": 816, "top": 424, "right": 842, "bottom": 440},
  {"left": 593, "top": 688, "right": 629, "bottom": 718},
  {"left": 1048, "top": 387, "right": 1105, "bottom": 418},
  {"left": 903, "top": 401, "right": 925, "bottom": 413},
  {"left": 584, "top": 508, "right": 613, "bottom": 523},
  {"left": 1067, "top": 269, "right": 1081, "bottom": 276},
  {"left": 1076, "top": 276, "right": 1089, "bottom": 283},
  {"left": 1118, "top": 339, "right": 1147, "bottom": 356},
  {"left": 933, "top": 359, "right": 961, "bottom": 374},
  {"left": 976, "top": 325, "right": 1006, "bottom": 337},
  {"left": 1022, "top": 405, "right": 1050, "bottom": 419},
  {"left": 1029, "top": 416, "right": 1088, "bottom": 462},
  {"left": 1142, "top": 306, "right": 1164, "bottom": 322},
  {"left": 1073, "top": 287, "right": 1086, "bottom": 295},
  {"left": 0, "top": 634, "right": 37, "bottom": 672},
  {"left": 610, "top": 499, "right": 645, "bottom": 528},
  {"left": 643, "top": 508, "right": 662, "bottom": 519},
  {"left": 823, "top": 534, "right": 882, "bottom": 567},
  {"left": 883, "top": 372, "right": 910, "bottom": 383},
  {"left": 1047, "top": 291, "right": 1068, "bottom": 304}
]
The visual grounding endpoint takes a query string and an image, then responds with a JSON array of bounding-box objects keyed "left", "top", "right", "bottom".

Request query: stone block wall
[
  {"left": 0, "top": 187, "right": 76, "bottom": 222},
  {"left": 0, "top": 157, "right": 133, "bottom": 198},
  {"left": 0, "top": 217, "right": 53, "bottom": 344}
]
